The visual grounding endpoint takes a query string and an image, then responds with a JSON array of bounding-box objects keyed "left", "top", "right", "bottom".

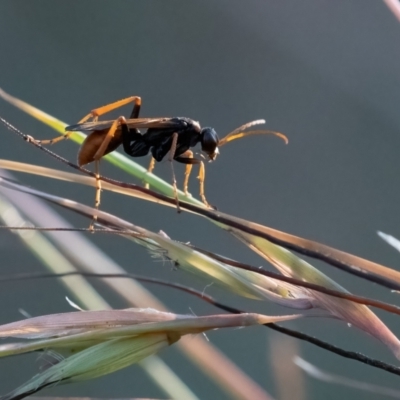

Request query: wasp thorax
[{"left": 201, "top": 127, "right": 219, "bottom": 160}]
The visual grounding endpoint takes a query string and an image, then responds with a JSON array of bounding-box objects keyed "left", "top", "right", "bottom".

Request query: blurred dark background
[{"left": 1, "top": 1, "right": 400, "bottom": 399}]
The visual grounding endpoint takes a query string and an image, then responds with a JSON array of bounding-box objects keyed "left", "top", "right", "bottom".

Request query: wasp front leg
[
  {"left": 175, "top": 150, "right": 194, "bottom": 196},
  {"left": 175, "top": 153, "right": 209, "bottom": 207}
]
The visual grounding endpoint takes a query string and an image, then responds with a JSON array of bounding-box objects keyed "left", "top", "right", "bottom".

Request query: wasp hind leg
[
  {"left": 87, "top": 97, "right": 141, "bottom": 229},
  {"left": 39, "top": 96, "right": 141, "bottom": 145},
  {"left": 85, "top": 115, "right": 128, "bottom": 230}
]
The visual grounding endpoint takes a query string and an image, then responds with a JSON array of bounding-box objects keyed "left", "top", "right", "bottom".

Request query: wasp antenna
[
  {"left": 218, "top": 119, "right": 267, "bottom": 146},
  {"left": 219, "top": 122, "right": 288, "bottom": 146},
  {"left": 226, "top": 119, "right": 266, "bottom": 137},
  {"left": 245, "top": 130, "right": 288, "bottom": 144}
]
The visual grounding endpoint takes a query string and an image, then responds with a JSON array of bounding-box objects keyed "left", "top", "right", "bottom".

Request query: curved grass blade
[
  {"left": 232, "top": 230, "right": 400, "bottom": 360},
  {"left": 0, "top": 309, "right": 297, "bottom": 400}
]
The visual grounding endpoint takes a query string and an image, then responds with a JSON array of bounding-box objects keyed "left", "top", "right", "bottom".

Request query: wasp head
[{"left": 200, "top": 127, "right": 219, "bottom": 161}]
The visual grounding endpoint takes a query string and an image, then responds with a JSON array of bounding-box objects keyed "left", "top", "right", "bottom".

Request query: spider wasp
[{"left": 40, "top": 96, "right": 287, "bottom": 219}]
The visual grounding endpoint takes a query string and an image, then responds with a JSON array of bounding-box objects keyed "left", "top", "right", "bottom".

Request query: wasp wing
[{"left": 66, "top": 118, "right": 185, "bottom": 133}]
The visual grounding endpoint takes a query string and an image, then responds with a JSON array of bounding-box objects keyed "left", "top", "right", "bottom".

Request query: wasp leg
[
  {"left": 144, "top": 157, "right": 156, "bottom": 189},
  {"left": 91, "top": 116, "right": 127, "bottom": 224},
  {"left": 90, "top": 96, "right": 141, "bottom": 120},
  {"left": 88, "top": 94, "right": 141, "bottom": 230},
  {"left": 39, "top": 96, "right": 141, "bottom": 145},
  {"left": 94, "top": 116, "right": 127, "bottom": 160},
  {"left": 197, "top": 161, "right": 208, "bottom": 206},
  {"left": 88, "top": 115, "right": 128, "bottom": 229},
  {"left": 168, "top": 132, "right": 180, "bottom": 212},
  {"left": 175, "top": 154, "right": 209, "bottom": 207},
  {"left": 89, "top": 159, "right": 101, "bottom": 231},
  {"left": 128, "top": 96, "right": 141, "bottom": 119},
  {"left": 176, "top": 150, "right": 194, "bottom": 196}
]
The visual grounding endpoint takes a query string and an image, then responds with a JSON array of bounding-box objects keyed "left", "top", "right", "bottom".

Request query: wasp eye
[{"left": 201, "top": 128, "right": 219, "bottom": 158}]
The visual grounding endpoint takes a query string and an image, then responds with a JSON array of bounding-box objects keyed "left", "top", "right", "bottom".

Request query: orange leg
[
  {"left": 144, "top": 157, "right": 156, "bottom": 189},
  {"left": 168, "top": 132, "right": 180, "bottom": 212},
  {"left": 87, "top": 115, "right": 128, "bottom": 229},
  {"left": 72, "top": 96, "right": 140, "bottom": 228},
  {"left": 181, "top": 150, "right": 194, "bottom": 196},
  {"left": 175, "top": 152, "right": 209, "bottom": 207},
  {"left": 39, "top": 96, "right": 141, "bottom": 145},
  {"left": 93, "top": 116, "right": 127, "bottom": 161},
  {"left": 89, "top": 159, "right": 102, "bottom": 231},
  {"left": 88, "top": 114, "right": 137, "bottom": 230},
  {"left": 197, "top": 160, "right": 208, "bottom": 206}
]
